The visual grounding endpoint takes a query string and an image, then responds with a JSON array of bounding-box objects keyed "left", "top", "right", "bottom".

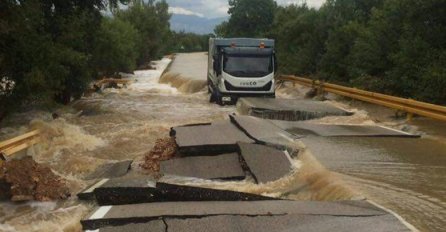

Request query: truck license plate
[{"left": 222, "top": 97, "right": 232, "bottom": 102}]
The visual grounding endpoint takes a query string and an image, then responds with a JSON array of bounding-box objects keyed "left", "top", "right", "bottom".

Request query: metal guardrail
[
  {"left": 0, "top": 130, "right": 40, "bottom": 164},
  {"left": 278, "top": 75, "right": 446, "bottom": 122}
]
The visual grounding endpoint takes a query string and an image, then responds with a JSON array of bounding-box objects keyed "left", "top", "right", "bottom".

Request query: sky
[{"left": 167, "top": 0, "right": 326, "bottom": 18}]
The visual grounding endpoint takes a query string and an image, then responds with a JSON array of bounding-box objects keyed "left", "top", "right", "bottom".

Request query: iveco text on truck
[{"left": 208, "top": 38, "right": 277, "bottom": 105}]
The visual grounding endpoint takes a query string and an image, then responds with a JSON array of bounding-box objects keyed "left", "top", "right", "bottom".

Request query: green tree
[
  {"left": 271, "top": 4, "right": 328, "bottom": 75},
  {"left": 318, "top": 22, "right": 363, "bottom": 82},
  {"left": 216, "top": 0, "right": 277, "bottom": 37},
  {"left": 267, "top": 0, "right": 446, "bottom": 104},
  {"left": 92, "top": 17, "right": 139, "bottom": 75},
  {"left": 116, "top": 0, "right": 171, "bottom": 66},
  {"left": 214, "top": 21, "right": 229, "bottom": 37},
  {"left": 349, "top": 0, "right": 446, "bottom": 103},
  {"left": 168, "top": 32, "right": 210, "bottom": 53},
  {"left": 0, "top": 0, "right": 128, "bottom": 120}
]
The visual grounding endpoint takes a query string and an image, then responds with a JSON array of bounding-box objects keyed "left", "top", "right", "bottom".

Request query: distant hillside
[{"left": 170, "top": 14, "right": 228, "bottom": 35}]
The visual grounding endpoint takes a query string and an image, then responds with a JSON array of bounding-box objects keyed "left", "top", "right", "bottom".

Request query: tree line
[
  {"left": 216, "top": 0, "right": 446, "bottom": 105},
  {"left": 0, "top": 0, "right": 209, "bottom": 120}
]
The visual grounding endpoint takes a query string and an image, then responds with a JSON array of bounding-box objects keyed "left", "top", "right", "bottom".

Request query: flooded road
[
  {"left": 0, "top": 53, "right": 445, "bottom": 231},
  {"left": 302, "top": 136, "right": 446, "bottom": 232},
  {"left": 0, "top": 55, "right": 233, "bottom": 231}
]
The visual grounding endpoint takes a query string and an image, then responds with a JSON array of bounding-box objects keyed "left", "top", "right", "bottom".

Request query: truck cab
[{"left": 208, "top": 38, "right": 277, "bottom": 105}]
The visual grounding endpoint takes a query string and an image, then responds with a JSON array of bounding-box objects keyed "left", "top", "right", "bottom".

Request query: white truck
[{"left": 208, "top": 38, "right": 277, "bottom": 105}]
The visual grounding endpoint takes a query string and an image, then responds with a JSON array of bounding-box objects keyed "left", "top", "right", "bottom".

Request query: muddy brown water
[
  {"left": 302, "top": 136, "right": 446, "bottom": 232},
  {"left": 0, "top": 58, "right": 235, "bottom": 231},
  {"left": 0, "top": 54, "right": 445, "bottom": 231}
]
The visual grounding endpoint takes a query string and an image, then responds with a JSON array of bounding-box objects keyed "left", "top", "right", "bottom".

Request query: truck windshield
[{"left": 223, "top": 55, "right": 273, "bottom": 78}]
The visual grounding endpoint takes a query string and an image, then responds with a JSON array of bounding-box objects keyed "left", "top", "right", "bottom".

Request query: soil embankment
[{"left": 0, "top": 157, "right": 70, "bottom": 201}]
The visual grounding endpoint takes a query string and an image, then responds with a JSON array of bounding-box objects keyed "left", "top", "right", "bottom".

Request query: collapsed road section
[
  {"left": 171, "top": 120, "right": 254, "bottom": 155},
  {"left": 83, "top": 199, "right": 408, "bottom": 232},
  {"left": 271, "top": 120, "right": 420, "bottom": 138},
  {"left": 237, "top": 97, "right": 353, "bottom": 121},
  {"left": 160, "top": 153, "right": 245, "bottom": 180},
  {"left": 79, "top": 114, "right": 418, "bottom": 231}
]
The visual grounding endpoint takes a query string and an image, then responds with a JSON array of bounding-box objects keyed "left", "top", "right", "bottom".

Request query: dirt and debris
[
  {"left": 0, "top": 157, "right": 70, "bottom": 201},
  {"left": 141, "top": 137, "right": 177, "bottom": 174}
]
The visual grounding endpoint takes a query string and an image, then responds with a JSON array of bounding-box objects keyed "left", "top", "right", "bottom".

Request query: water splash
[
  {"left": 30, "top": 119, "right": 105, "bottom": 161},
  {"left": 0, "top": 203, "right": 90, "bottom": 232},
  {"left": 125, "top": 58, "right": 179, "bottom": 94},
  {"left": 159, "top": 72, "right": 207, "bottom": 94},
  {"left": 161, "top": 142, "right": 359, "bottom": 202}
]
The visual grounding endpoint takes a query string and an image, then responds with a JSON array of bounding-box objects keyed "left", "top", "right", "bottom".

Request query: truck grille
[{"left": 224, "top": 81, "right": 273, "bottom": 92}]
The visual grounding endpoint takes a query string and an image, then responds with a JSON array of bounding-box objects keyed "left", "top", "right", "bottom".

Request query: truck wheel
[
  {"left": 216, "top": 96, "right": 224, "bottom": 106},
  {"left": 209, "top": 92, "right": 216, "bottom": 103}
]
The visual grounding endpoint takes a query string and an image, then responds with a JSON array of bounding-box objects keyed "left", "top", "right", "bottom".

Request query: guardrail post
[
  {"left": 0, "top": 152, "right": 5, "bottom": 165},
  {"left": 317, "top": 80, "right": 325, "bottom": 97},
  {"left": 406, "top": 113, "right": 414, "bottom": 122}
]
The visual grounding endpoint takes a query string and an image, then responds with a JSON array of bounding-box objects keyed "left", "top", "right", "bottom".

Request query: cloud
[
  {"left": 277, "top": 0, "right": 326, "bottom": 8},
  {"left": 169, "top": 6, "right": 204, "bottom": 17},
  {"left": 166, "top": 0, "right": 229, "bottom": 18},
  {"left": 166, "top": 0, "right": 326, "bottom": 19}
]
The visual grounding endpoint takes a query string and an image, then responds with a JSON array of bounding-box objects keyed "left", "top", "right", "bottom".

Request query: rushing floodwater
[
  {"left": 0, "top": 53, "right": 445, "bottom": 231},
  {"left": 0, "top": 57, "right": 235, "bottom": 231}
]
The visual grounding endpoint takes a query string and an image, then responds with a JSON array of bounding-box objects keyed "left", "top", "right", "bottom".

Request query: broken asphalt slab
[
  {"left": 78, "top": 178, "right": 111, "bottom": 200},
  {"left": 271, "top": 120, "right": 419, "bottom": 138},
  {"left": 230, "top": 115, "right": 298, "bottom": 147},
  {"left": 155, "top": 182, "right": 276, "bottom": 202},
  {"left": 92, "top": 221, "right": 166, "bottom": 232},
  {"left": 78, "top": 177, "right": 157, "bottom": 204},
  {"left": 92, "top": 214, "right": 410, "bottom": 232},
  {"left": 171, "top": 120, "right": 254, "bottom": 155},
  {"left": 78, "top": 180, "right": 274, "bottom": 206},
  {"left": 166, "top": 214, "right": 411, "bottom": 232},
  {"left": 81, "top": 200, "right": 391, "bottom": 230},
  {"left": 160, "top": 153, "right": 245, "bottom": 180},
  {"left": 94, "top": 178, "right": 158, "bottom": 206},
  {"left": 84, "top": 160, "right": 133, "bottom": 180},
  {"left": 238, "top": 143, "right": 293, "bottom": 183},
  {"left": 237, "top": 97, "right": 353, "bottom": 121}
]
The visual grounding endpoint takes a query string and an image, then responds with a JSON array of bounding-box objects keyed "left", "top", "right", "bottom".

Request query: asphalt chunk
[
  {"left": 78, "top": 178, "right": 110, "bottom": 200},
  {"left": 89, "top": 214, "right": 409, "bottom": 232},
  {"left": 93, "top": 177, "right": 157, "bottom": 206},
  {"left": 238, "top": 143, "right": 292, "bottom": 183},
  {"left": 172, "top": 121, "right": 254, "bottom": 155},
  {"left": 81, "top": 200, "right": 390, "bottom": 230},
  {"left": 156, "top": 182, "right": 276, "bottom": 202},
  {"left": 165, "top": 214, "right": 410, "bottom": 232},
  {"left": 85, "top": 160, "right": 133, "bottom": 180},
  {"left": 271, "top": 120, "right": 419, "bottom": 138},
  {"left": 97, "top": 221, "right": 166, "bottom": 232},
  {"left": 160, "top": 153, "right": 245, "bottom": 180},
  {"left": 230, "top": 115, "right": 297, "bottom": 146},
  {"left": 79, "top": 180, "right": 272, "bottom": 206},
  {"left": 237, "top": 97, "right": 352, "bottom": 121}
]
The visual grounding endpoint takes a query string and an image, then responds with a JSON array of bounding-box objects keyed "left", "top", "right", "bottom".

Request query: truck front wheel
[
  {"left": 209, "top": 91, "right": 216, "bottom": 103},
  {"left": 216, "top": 96, "right": 224, "bottom": 106}
]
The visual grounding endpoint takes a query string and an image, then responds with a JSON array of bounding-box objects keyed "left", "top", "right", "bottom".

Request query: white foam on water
[{"left": 126, "top": 58, "right": 179, "bottom": 94}]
